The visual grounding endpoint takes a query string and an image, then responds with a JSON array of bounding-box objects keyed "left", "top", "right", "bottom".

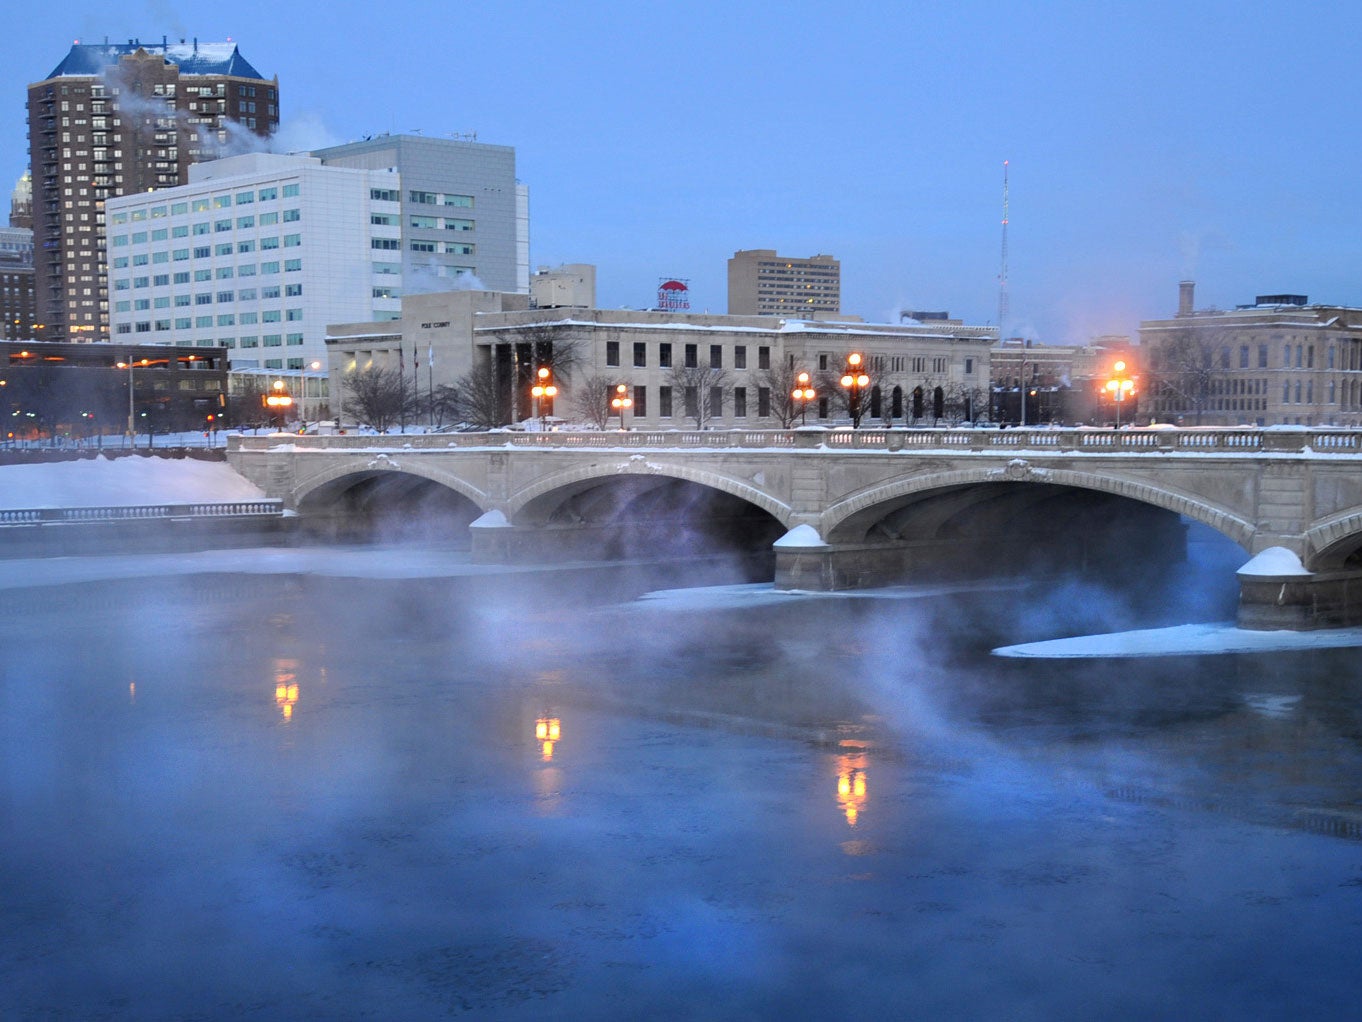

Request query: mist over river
[{"left": 5, "top": 548, "right": 1362, "bottom": 1019}]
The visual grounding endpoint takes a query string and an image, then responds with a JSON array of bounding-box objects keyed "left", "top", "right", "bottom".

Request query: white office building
[
  {"left": 104, "top": 136, "right": 528, "bottom": 372},
  {"left": 105, "top": 152, "right": 401, "bottom": 370}
]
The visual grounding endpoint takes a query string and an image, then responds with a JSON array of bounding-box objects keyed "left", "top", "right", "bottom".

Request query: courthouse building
[{"left": 326, "top": 287, "right": 996, "bottom": 429}]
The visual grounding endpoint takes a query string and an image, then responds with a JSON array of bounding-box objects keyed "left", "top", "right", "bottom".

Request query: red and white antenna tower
[{"left": 998, "top": 160, "right": 1010, "bottom": 332}]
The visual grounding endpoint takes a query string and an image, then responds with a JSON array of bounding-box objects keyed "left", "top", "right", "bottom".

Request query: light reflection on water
[{"left": 4, "top": 558, "right": 1362, "bottom": 1018}]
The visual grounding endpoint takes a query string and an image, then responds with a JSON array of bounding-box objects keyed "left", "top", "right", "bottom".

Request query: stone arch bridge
[{"left": 227, "top": 427, "right": 1362, "bottom": 630}]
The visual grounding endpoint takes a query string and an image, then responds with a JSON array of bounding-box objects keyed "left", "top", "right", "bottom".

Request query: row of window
[
  {"left": 407, "top": 190, "right": 474, "bottom": 208},
  {"left": 549, "top": 384, "right": 775, "bottom": 420},
  {"left": 114, "top": 236, "right": 300, "bottom": 264},
  {"left": 604, "top": 341, "right": 774, "bottom": 370},
  {"left": 109, "top": 184, "right": 299, "bottom": 223},
  {"left": 111, "top": 214, "right": 300, "bottom": 245},
  {"left": 115, "top": 297, "right": 302, "bottom": 318},
  {"left": 114, "top": 264, "right": 302, "bottom": 290},
  {"left": 114, "top": 320, "right": 307, "bottom": 348}
]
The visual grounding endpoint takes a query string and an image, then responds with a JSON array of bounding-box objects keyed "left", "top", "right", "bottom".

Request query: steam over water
[{"left": 5, "top": 543, "right": 1362, "bottom": 1019}]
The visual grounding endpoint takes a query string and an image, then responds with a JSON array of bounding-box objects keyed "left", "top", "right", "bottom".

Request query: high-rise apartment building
[
  {"left": 312, "top": 135, "right": 529, "bottom": 294},
  {"left": 727, "top": 249, "right": 841, "bottom": 318},
  {"left": 26, "top": 38, "right": 278, "bottom": 342}
]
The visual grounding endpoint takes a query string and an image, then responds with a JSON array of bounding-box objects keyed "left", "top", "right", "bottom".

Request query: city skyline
[{"left": 6, "top": 1, "right": 1360, "bottom": 342}]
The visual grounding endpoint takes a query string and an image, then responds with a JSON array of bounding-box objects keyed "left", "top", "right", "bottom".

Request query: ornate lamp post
[
  {"left": 792, "top": 371, "right": 815, "bottom": 426},
  {"left": 116, "top": 357, "right": 148, "bottom": 448},
  {"left": 611, "top": 383, "right": 632, "bottom": 430},
  {"left": 840, "top": 353, "right": 869, "bottom": 428},
  {"left": 1105, "top": 359, "right": 1135, "bottom": 428},
  {"left": 531, "top": 366, "right": 557, "bottom": 431},
  {"left": 264, "top": 378, "right": 294, "bottom": 431}
]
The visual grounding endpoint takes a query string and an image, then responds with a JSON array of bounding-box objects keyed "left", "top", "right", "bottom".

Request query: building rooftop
[{"left": 42, "top": 39, "right": 269, "bottom": 81}]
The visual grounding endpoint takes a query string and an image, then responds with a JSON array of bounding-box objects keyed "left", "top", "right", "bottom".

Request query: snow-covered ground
[
  {"left": 993, "top": 621, "right": 1362, "bottom": 658},
  {"left": 0, "top": 454, "right": 263, "bottom": 509}
]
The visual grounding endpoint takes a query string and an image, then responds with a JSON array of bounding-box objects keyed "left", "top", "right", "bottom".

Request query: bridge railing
[
  {"left": 227, "top": 427, "right": 1359, "bottom": 455},
  {"left": 0, "top": 500, "right": 284, "bottom": 527}
]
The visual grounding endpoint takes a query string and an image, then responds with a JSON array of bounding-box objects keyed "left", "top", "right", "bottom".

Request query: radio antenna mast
[{"left": 998, "top": 160, "right": 1010, "bottom": 333}]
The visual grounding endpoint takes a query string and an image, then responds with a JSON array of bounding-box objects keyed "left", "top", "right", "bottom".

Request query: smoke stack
[{"left": 1178, "top": 280, "right": 1195, "bottom": 317}]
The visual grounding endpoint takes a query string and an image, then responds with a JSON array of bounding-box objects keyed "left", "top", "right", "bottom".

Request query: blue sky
[{"left": 6, "top": 1, "right": 1359, "bottom": 341}]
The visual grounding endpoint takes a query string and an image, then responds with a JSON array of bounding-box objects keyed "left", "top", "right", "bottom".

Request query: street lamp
[
  {"left": 305, "top": 359, "right": 320, "bottom": 427},
  {"left": 792, "top": 371, "right": 815, "bottom": 425},
  {"left": 611, "top": 382, "right": 633, "bottom": 430},
  {"left": 531, "top": 366, "right": 557, "bottom": 431},
  {"left": 840, "top": 352, "right": 869, "bottom": 428},
  {"left": 1105, "top": 359, "right": 1135, "bottom": 428},
  {"left": 264, "top": 378, "right": 294, "bottom": 430},
  {"left": 116, "top": 357, "right": 149, "bottom": 448}
]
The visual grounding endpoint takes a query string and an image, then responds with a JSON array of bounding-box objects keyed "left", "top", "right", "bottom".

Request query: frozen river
[{"left": 5, "top": 547, "right": 1362, "bottom": 1019}]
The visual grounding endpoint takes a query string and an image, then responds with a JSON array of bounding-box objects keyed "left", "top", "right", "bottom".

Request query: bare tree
[
  {"left": 343, "top": 365, "right": 414, "bottom": 432},
  {"left": 1146, "top": 327, "right": 1223, "bottom": 425},
  {"left": 572, "top": 374, "right": 617, "bottom": 430},
  {"left": 668, "top": 365, "right": 731, "bottom": 429},
  {"left": 758, "top": 361, "right": 812, "bottom": 428},
  {"left": 454, "top": 360, "right": 510, "bottom": 429},
  {"left": 425, "top": 383, "right": 462, "bottom": 429}
]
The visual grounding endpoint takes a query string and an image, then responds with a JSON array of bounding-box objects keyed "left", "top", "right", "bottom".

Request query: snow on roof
[
  {"left": 473, "top": 317, "right": 995, "bottom": 340},
  {"left": 45, "top": 41, "right": 269, "bottom": 81}
]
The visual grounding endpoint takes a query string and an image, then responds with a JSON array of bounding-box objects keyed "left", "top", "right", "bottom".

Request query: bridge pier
[{"left": 1238, "top": 548, "right": 1362, "bottom": 630}]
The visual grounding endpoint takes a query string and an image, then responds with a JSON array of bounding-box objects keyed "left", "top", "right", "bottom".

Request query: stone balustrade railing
[
  {"left": 0, "top": 500, "right": 284, "bottom": 526},
  {"left": 227, "top": 426, "right": 1359, "bottom": 455}
]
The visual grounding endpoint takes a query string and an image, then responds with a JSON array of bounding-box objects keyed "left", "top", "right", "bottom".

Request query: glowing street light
[
  {"left": 1105, "top": 359, "right": 1135, "bottom": 428},
  {"left": 840, "top": 352, "right": 870, "bottom": 428},
  {"left": 264, "top": 378, "right": 294, "bottom": 430},
  {"left": 792, "top": 371, "right": 816, "bottom": 426},
  {"left": 531, "top": 366, "right": 557, "bottom": 430},
  {"left": 115, "top": 357, "right": 149, "bottom": 447},
  {"left": 611, "top": 382, "right": 632, "bottom": 430}
]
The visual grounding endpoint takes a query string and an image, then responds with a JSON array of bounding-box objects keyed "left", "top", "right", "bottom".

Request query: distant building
[
  {"left": 728, "top": 249, "right": 840, "bottom": 317},
  {"left": 311, "top": 134, "right": 528, "bottom": 294},
  {"left": 990, "top": 337, "right": 1135, "bottom": 424},
  {"left": 1141, "top": 281, "right": 1362, "bottom": 426},
  {"left": 0, "top": 225, "right": 37, "bottom": 342},
  {"left": 26, "top": 38, "right": 279, "bottom": 342},
  {"left": 531, "top": 264, "right": 595, "bottom": 309},
  {"left": 10, "top": 171, "right": 31, "bottom": 229},
  {"left": 1, "top": 339, "right": 228, "bottom": 437}
]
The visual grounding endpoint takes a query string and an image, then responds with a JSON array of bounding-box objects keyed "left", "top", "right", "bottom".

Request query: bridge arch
[
  {"left": 820, "top": 464, "right": 1257, "bottom": 551},
  {"left": 1304, "top": 510, "right": 1362, "bottom": 571},
  {"left": 506, "top": 459, "right": 792, "bottom": 528},
  {"left": 290, "top": 458, "right": 490, "bottom": 513}
]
